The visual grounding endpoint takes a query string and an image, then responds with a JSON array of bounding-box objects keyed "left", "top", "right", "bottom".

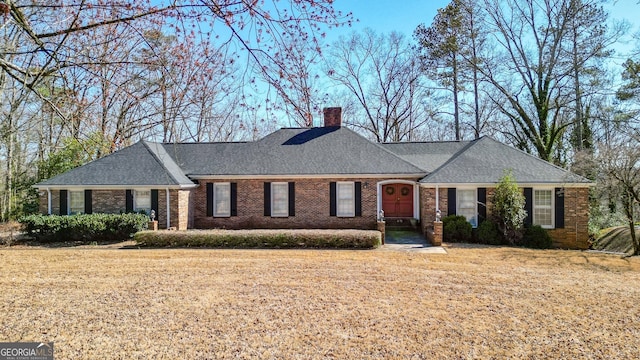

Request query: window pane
[
  {"left": 69, "top": 191, "right": 84, "bottom": 214},
  {"left": 457, "top": 189, "right": 476, "bottom": 227},
  {"left": 534, "top": 190, "right": 552, "bottom": 207},
  {"left": 271, "top": 183, "right": 288, "bottom": 217},
  {"left": 534, "top": 190, "right": 553, "bottom": 227},
  {"left": 214, "top": 183, "right": 230, "bottom": 217},
  {"left": 337, "top": 182, "right": 354, "bottom": 217},
  {"left": 135, "top": 190, "right": 151, "bottom": 214},
  {"left": 534, "top": 207, "right": 552, "bottom": 226}
]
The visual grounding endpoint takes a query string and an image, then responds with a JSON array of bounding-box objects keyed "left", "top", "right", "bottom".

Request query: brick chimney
[{"left": 323, "top": 107, "right": 342, "bottom": 127}]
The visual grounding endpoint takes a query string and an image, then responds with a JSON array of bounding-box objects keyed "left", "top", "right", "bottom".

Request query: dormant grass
[{"left": 0, "top": 245, "right": 638, "bottom": 359}]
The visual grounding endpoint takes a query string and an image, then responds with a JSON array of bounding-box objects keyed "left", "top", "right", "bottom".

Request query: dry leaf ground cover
[{"left": 0, "top": 245, "right": 639, "bottom": 359}]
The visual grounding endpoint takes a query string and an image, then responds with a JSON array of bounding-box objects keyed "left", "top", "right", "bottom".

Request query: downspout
[
  {"left": 166, "top": 188, "right": 171, "bottom": 229},
  {"left": 414, "top": 183, "right": 420, "bottom": 220},
  {"left": 435, "top": 184, "right": 440, "bottom": 217},
  {"left": 47, "top": 188, "right": 52, "bottom": 215}
]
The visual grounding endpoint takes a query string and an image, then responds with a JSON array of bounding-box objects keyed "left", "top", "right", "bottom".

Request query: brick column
[
  {"left": 377, "top": 221, "right": 386, "bottom": 245},
  {"left": 432, "top": 221, "right": 443, "bottom": 246},
  {"left": 148, "top": 221, "right": 158, "bottom": 231}
]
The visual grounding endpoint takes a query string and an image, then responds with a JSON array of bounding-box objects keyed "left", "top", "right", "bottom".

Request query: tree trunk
[
  {"left": 629, "top": 220, "right": 638, "bottom": 256},
  {"left": 452, "top": 54, "right": 460, "bottom": 141},
  {"left": 573, "top": 26, "right": 584, "bottom": 151},
  {"left": 623, "top": 190, "right": 639, "bottom": 256}
]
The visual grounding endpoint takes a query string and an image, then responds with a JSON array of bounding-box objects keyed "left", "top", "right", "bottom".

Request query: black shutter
[
  {"left": 206, "top": 183, "right": 213, "bottom": 216},
  {"left": 288, "top": 182, "right": 295, "bottom": 216},
  {"left": 126, "top": 190, "right": 133, "bottom": 213},
  {"left": 447, "top": 188, "right": 456, "bottom": 216},
  {"left": 524, "top": 187, "right": 533, "bottom": 226},
  {"left": 329, "top": 182, "right": 337, "bottom": 216},
  {"left": 151, "top": 189, "right": 159, "bottom": 218},
  {"left": 230, "top": 183, "right": 238, "bottom": 216},
  {"left": 477, "top": 188, "right": 486, "bottom": 224},
  {"left": 60, "top": 190, "right": 68, "bottom": 215},
  {"left": 355, "top": 182, "right": 362, "bottom": 216},
  {"left": 84, "top": 190, "right": 93, "bottom": 214},
  {"left": 264, "top": 182, "right": 271, "bottom": 216},
  {"left": 555, "top": 187, "right": 565, "bottom": 228}
]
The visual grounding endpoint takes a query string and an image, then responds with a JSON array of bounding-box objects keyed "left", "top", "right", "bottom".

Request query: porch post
[
  {"left": 435, "top": 184, "right": 440, "bottom": 215},
  {"left": 47, "top": 188, "right": 52, "bottom": 215},
  {"left": 166, "top": 188, "right": 171, "bottom": 229}
]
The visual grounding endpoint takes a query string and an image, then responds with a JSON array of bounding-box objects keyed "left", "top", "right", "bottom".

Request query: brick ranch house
[{"left": 35, "top": 108, "right": 592, "bottom": 249}]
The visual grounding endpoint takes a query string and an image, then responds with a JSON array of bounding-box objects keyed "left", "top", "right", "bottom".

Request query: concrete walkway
[{"left": 381, "top": 230, "right": 447, "bottom": 254}]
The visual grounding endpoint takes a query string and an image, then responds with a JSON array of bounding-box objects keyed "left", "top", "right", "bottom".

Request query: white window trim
[
  {"left": 336, "top": 181, "right": 355, "bottom": 217},
  {"left": 68, "top": 190, "right": 85, "bottom": 215},
  {"left": 133, "top": 189, "right": 152, "bottom": 215},
  {"left": 457, "top": 188, "right": 478, "bottom": 228},
  {"left": 271, "top": 182, "right": 289, "bottom": 217},
  {"left": 533, "top": 188, "right": 555, "bottom": 229},
  {"left": 213, "top": 182, "right": 231, "bottom": 217}
]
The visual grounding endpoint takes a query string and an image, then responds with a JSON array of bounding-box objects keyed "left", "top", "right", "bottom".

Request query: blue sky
[
  {"left": 332, "top": 0, "right": 639, "bottom": 57},
  {"left": 334, "top": 0, "right": 447, "bottom": 36}
]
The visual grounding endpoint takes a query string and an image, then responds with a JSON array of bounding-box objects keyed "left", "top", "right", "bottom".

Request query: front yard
[{"left": 0, "top": 246, "right": 638, "bottom": 358}]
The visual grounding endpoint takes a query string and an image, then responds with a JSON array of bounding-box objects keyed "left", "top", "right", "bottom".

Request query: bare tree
[
  {"left": 327, "top": 29, "right": 435, "bottom": 142},
  {"left": 479, "top": 0, "right": 619, "bottom": 162},
  {"left": 598, "top": 135, "right": 640, "bottom": 256}
]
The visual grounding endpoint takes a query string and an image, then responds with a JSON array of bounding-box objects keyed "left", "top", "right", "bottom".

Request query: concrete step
[{"left": 384, "top": 218, "right": 420, "bottom": 231}]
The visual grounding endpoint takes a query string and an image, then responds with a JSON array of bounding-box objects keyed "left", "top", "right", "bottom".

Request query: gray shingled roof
[
  {"left": 36, "top": 141, "right": 195, "bottom": 188},
  {"left": 36, "top": 129, "right": 590, "bottom": 188},
  {"left": 164, "top": 127, "right": 425, "bottom": 176},
  {"left": 381, "top": 141, "right": 471, "bottom": 172},
  {"left": 419, "top": 136, "right": 591, "bottom": 184}
]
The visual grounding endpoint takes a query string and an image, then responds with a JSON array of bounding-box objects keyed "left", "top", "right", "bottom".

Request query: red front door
[{"left": 382, "top": 184, "right": 413, "bottom": 217}]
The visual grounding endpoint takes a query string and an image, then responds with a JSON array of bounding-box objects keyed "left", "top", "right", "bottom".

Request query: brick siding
[
  {"left": 420, "top": 186, "right": 590, "bottom": 249},
  {"left": 193, "top": 178, "right": 382, "bottom": 230},
  {"left": 38, "top": 189, "right": 192, "bottom": 230},
  {"left": 93, "top": 190, "right": 126, "bottom": 214},
  {"left": 547, "top": 187, "right": 590, "bottom": 249}
]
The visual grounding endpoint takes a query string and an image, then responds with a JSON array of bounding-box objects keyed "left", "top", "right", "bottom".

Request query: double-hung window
[
  {"left": 214, "top": 183, "right": 231, "bottom": 217},
  {"left": 134, "top": 190, "right": 151, "bottom": 215},
  {"left": 271, "top": 182, "right": 289, "bottom": 217},
  {"left": 457, "top": 189, "right": 477, "bottom": 228},
  {"left": 533, "top": 189, "right": 553, "bottom": 228},
  {"left": 336, "top": 182, "right": 355, "bottom": 217},
  {"left": 69, "top": 190, "right": 85, "bottom": 215}
]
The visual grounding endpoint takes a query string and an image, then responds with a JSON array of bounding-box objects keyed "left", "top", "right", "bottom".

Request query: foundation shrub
[
  {"left": 134, "top": 230, "right": 381, "bottom": 249},
  {"left": 476, "top": 219, "right": 506, "bottom": 245},
  {"left": 20, "top": 213, "right": 148, "bottom": 242},
  {"left": 443, "top": 215, "right": 473, "bottom": 243},
  {"left": 520, "top": 225, "right": 553, "bottom": 249}
]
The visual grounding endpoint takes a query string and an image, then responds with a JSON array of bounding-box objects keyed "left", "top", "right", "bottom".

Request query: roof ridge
[
  {"left": 141, "top": 140, "right": 186, "bottom": 185},
  {"left": 419, "top": 137, "right": 480, "bottom": 181},
  {"left": 382, "top": 139, "right": 473, "bottom": 145},
  {"left": 340, "top": 127, "right": 427, "bottom": 173},
  {"left": 163, "top": 141, "right": 249, "bottom": 145}
]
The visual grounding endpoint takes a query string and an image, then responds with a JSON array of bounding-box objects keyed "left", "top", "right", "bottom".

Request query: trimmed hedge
[
  {"left": 134, "top": 229, "right": 381, "bottom": 249},
  {"left": 20, "top": 213, "right": 149, "bottom": 242}
]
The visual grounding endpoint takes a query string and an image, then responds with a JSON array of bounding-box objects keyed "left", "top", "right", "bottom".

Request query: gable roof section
[
  {"left": 381, "top": 141, "right": 471, "bottom": 172},
  {"left": 36, "top": 129, "right": 590, "bottom": 188},
  {"left": 164, "top": 127, "right": 425, "bottom": 177},
  {"left": 36, "top": 141, "right": 195, "bottom": 188},
  {"left": 420, "top": 136, "right": 591, "bottom": 185}
]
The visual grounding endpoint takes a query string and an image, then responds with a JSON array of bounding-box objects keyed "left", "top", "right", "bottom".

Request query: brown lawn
[{"left": 0, "top": 245, "right": 639, "bottom": 359}]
